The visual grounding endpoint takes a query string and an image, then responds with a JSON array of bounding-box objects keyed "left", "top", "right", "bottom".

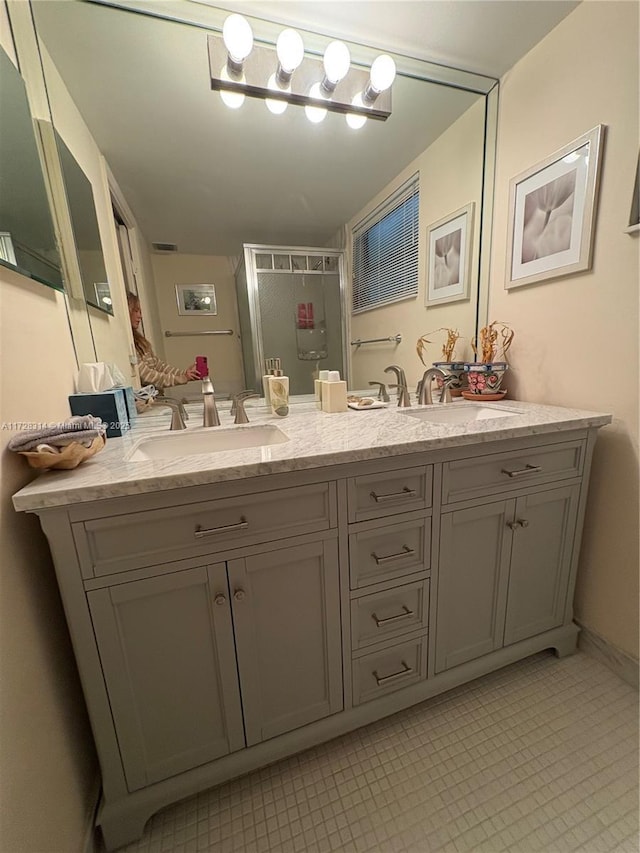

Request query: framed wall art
[
  {"left": 175, "top": 283, "right": 217, "bottom": 315},
  {"left": 505, "top": 124, "right": 605, "bottom": 289},
  {"left": 425, "top": 202, "right": 474, "bottom": 306}
]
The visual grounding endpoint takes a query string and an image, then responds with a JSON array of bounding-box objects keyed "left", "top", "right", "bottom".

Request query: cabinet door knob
[
  {"left": 233, "top": 589, "right": 246, "bottom": 602},
  {"left": 214, "top": 594, "right": 227, "bottom": 606}
]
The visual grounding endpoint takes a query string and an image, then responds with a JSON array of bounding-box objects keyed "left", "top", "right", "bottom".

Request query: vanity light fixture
[{"left": 208, "top": 15, "right": 393, "bottom": 124}]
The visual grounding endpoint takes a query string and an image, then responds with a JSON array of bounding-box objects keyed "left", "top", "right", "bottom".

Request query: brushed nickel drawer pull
[
  {"left": 370, "top": 487, "right": 417, "bottom": 503},
  {"left": 373, "top": 660, "right": 413, "bottom": 685},
  {"left": 371, "top": 605, "right": 414, "bottom": 627},
  {"left": 508, "top": 518, "right": 531, "bottom": 531},
  {"left": 194, "top": 517, "right": 248, "bottom": 538},
  {"left": 214, "top": 594, "right": 227, "bottom": 606},
  {"left": 501, "top": 464, "right": 542, "bottom": 478},
  {"left": 371, "top": 545, "right": 415, "bottom": 565}
]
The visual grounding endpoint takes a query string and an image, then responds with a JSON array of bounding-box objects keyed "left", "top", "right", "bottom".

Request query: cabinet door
[
  {"left": 436, "top": 500, "right": 513, "bottom": 673},
  {"left": 228, "top": 539, "right": 343, "bottom": 746},
  {"left": 503, "top": 485, "right": 580, "bottom": 645},
  {"left": 88, "top": 564, "right": 244, "bottom": 791}
]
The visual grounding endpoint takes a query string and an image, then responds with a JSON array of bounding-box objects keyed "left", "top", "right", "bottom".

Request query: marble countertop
[{"left": 12, "top": 396, "right": 612, "bottom": 511}]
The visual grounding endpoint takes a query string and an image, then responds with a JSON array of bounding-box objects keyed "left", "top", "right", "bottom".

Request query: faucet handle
[
  {"left": 368, "top": 381, "right": 390, "bottom": 403},
  {"left": 387, "top": 384, "right": 411, "bottom": 408},
  {"left": 233, "top": 392, "right": 260, "bottom": 424},
  {"left": 230, "top": 389, "right": 258, "bottom": 416}
]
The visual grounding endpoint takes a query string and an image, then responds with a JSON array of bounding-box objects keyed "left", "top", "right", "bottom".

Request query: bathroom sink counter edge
[{"left": 12, "top": 398, "right": 611, "bottom": 511}]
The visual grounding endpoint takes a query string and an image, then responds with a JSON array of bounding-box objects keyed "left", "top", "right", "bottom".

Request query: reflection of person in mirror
[
  {"left": 433, "top": 229, "right": 461, "bottom": 289},
  {"left": 127, "top": 292, "right": 200, "bottom": 390},
  {"left": 521, "top": 171, "right": 576, "bottom": 263}
]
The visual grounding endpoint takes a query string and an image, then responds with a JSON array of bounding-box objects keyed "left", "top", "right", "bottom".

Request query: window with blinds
[{"left": 352, "top": 174, "right": 419, "bottom": 313}]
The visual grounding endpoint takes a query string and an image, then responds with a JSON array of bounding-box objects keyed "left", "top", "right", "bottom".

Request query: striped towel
[{"left": 8, "top": 416, "right": 106, "bottom": 453}]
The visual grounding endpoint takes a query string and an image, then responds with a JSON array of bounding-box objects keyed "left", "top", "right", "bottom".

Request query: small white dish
[{"left": 347, "top": 400, "right": 388, "bottom": 411}]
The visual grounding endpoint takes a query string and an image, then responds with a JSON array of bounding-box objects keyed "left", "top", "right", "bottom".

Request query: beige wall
[
  {"left": 489, "top": 0, "right": 639, "bottom": 657},
  {"left": 349, "top": 98, "right": 485, "bottom": 390},
  {"left": 1, "top": 10, "right": 98, "bottom": 852},
  {"left": 0, "top": 267, "right": 98, "bottom": 852},
  {"left": 150, "top": 253, "right": 245, "bottom": 398}
]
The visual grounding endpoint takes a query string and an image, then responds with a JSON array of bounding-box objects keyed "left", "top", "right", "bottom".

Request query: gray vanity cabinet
[
  {"left": 227, "top": 539, "right": 343, "bottom": 746},
  {"left": 22, "top": 425, "right": 603, "bottom": 850},
  {"left": 436, "top": 483, "right": 581, "bottom": 673},
  {"left": 87, "top": 563, "right": 245, "bottom": 791},
  {"left": 87, "top": 537, "right": 343, "bottom": 791}
]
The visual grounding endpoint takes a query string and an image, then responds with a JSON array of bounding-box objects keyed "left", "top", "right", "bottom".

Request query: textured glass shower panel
[{"left": 257, "top": 271, "right": 343, "bottom": 396}]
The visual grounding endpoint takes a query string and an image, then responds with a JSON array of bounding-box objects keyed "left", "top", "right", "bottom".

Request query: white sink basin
[
  {"left": 400, "top": 404, "right": 520, "bottom": 425},
  {"left": 127, "top": 424, "right": 289, "bottom": 461}
]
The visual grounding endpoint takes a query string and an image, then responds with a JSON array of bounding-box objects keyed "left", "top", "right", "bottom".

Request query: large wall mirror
[
  {"left": 54, "top": 131, "right": 113, "bottom": 315},
  {"left": 0, "top": 43, "right": 63, "bottom": 290},
  {"left": 29, "top": 0, "right": 498, "bottom": 395}
]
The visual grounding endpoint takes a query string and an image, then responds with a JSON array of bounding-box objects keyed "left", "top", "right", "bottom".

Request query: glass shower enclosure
[{"left": 236, "top": 244, "right": 347, "bottom": 396}]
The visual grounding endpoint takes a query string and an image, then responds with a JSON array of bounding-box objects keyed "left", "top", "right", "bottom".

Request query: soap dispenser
[
  {"left": 262, "top": 358, "right": 274, "bottom": 406},
  {"left": 268, "top": 359, "right": 289, "bottom": 417}
]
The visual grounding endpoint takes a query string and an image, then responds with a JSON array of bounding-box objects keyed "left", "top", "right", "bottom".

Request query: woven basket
[{"left": 19, "top": 435, "right": 106, "bottom": 470}]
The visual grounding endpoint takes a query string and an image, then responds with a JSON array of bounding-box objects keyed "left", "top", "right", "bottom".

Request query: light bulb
[
  {"left": 276, "top": 28, "right": 304, "bottom": 73},
  {"left": 369, "top": 54, "right": 396, "bottom": 92},
  {"left": 346, "top": 93, "right": 367, "bottom": 129},
  {"left": 266, "top": 74, "right": 288, "bottom": 114},
  {"left": 323, "top": 40, "right": 350, "bottom": 84},
  {"left": 219, "top": 64, "right": 245, "bottom": 109},
  {"left": 220, "top": 90, "right": 245, "bottom": 109},
  {"left": 305, "top": 82, "right": 327, "bottom": 123},
  {"left": 222, "top": 14, "right": 253, "bottom": 63}
]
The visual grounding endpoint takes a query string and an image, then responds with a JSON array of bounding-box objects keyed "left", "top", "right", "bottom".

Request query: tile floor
[{"left": 110, "top": 651, "right": 638, "bottom": 853}]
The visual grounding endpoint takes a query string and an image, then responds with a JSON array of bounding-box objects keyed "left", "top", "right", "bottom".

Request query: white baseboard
[{"left": 577, "top": 623, "right": 639, "bottom": 689}]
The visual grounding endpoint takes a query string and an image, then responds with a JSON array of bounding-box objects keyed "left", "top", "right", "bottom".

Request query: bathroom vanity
[{"left": 12, "top": 399, "right": 611, "bottom": 850}]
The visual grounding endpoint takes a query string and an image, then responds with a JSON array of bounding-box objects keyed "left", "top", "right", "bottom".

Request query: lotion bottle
[
  {"left": 321, "top": 370, "right": 348, "bottom": 413},
  {"left": 262, "top": 358, "right": 274, "bottom": 406},
  {"left": 268, "top": 359, "right": 289, "bottom": 417}
]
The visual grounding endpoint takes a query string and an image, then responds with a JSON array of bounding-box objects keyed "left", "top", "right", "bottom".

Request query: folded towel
[
  {"left": 8, "top": 416, "right": 106, "bottom": 452},
  {"left": 134, "top": 385, "right": 158, "bottom": 402}
]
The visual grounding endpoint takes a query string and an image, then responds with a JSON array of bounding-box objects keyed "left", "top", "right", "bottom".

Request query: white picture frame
[
  {"left": 175, "top": 283, "right": 217, "bottom": 315},
  {"left": 425, "top": 202, "right": 474, "bottom": 306},
  {"left": 506, "top": 124, "right": 605, "bottom": 289}
]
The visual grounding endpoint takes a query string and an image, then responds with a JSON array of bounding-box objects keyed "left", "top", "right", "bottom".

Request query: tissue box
[
  {"left": 69, "top": 390, "right": 130, "bottom": 438},
  {"left": 120, "top": 386, "right": 137, "bottom": 425}
]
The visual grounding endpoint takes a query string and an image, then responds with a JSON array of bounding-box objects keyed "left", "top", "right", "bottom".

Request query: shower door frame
[{"left": 243, "top": 243, "right": 349, "bottom": 393}]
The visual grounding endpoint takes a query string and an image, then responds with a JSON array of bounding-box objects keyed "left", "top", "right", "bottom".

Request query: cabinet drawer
[
  {"left": 351, "top": 580, "right": 429, "bottom": 651},
  {"left": 349, "top": 513, "right": 430, "bottom": 590},
  {"left": 75, "top": 482, "right": 336, "bottom": 577},
  {"left": 442, "top": 440, "right": 585, "bottom": 505},
  {"left": 347, "top": 466, "right": 432, "bottom": 523},
  {"left": 352, "top": 635, "right": 427, "bottom": 706}
]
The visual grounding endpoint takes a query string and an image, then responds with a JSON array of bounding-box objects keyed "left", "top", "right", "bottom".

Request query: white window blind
[{"left": 352, "top": 174, "right": 419, "bottom": 313}]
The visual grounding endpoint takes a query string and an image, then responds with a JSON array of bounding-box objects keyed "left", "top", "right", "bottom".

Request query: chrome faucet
[
  {"left": 384, "top": 365, "right": 411, "bottom": 407},
  {"left": 154, "top": 396, "right": 187, "bottom": 430},
  {"left": 418, "top": 368, "right": 455, "bottom": 405},
  {"left": 202, "top": 376, "right": 220, "bottom": 427},
  {"left": 232, "top": 391, "right": 260, "bottom": 424}
]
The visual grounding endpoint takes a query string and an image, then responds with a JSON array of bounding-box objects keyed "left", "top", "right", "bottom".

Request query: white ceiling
[
  {"left": 195, "top": 0, "right": 580, "bottom": 79},
  {"left": 31, "top": 0, "right": 579, "bottom": 256}
]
